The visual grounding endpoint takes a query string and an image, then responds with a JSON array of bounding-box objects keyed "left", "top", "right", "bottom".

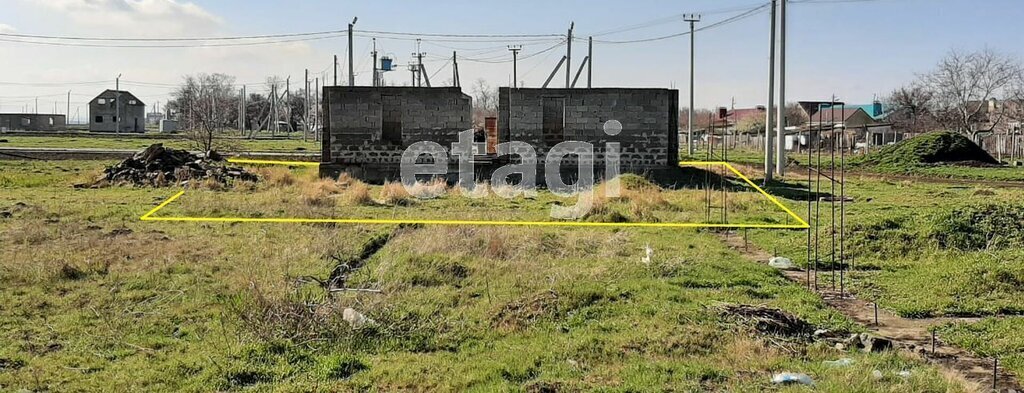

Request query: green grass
[
  {"left": 0, "top": 135, "right": 318, "bottom": 153},
  {"left": 935, "top": 318, "right": 1024, "bottom": 378},
  {"left": 0, "top": 160, "right": 967, "bottom": 391}
]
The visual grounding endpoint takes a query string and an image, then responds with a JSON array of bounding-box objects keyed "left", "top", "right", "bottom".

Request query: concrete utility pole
[
  {"left": 115, "top": 73, "right": 121, "bottom": 134},
  {"left": 684, "top": 14, "right": 700, "bottom": 155},
  {"left": 415, "top": 39, "right": 424, "bottom": 87},
  {"left": 452, "top": 51, "right": 459, "bottom": 87},
  {"left": 508, "top": 45, "right": 522, "bottom": 88},
  {"left": 372, "top": 38, "right": 378, "bottom": 87},
  {"left": 66, "top": 90, "right": 71, "bottom": 120},
  {"left": 348, "top": 17, "right": 357, "bottom": 86},
  {"left": 305, "top": 69, "right": 310, "bottom": 140},
  {"left": 764, "top": 1, "right": 776, "bottom": 181},
  {"left": 587, "top": 36, "right": 593, "bottom": 88},
  {"left": 566, "top": 22, "right": 574, "bottom": 88},
  {"left": 241, "top": 85, "right": 247, "bottom": 133},
  {"left": 333, "top": 55, "right": 338, "bottom": 86},
  {"left": 776, "top": 0, "right": 787, "bottom": 176}
]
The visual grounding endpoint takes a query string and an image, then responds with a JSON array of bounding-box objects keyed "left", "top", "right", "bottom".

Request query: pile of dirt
[
  {"left": 855, "top": 131, "right": 1000, "bottom": 167},
  {"left": 99, "top": 143, "right": 257, "bottom": 187}
]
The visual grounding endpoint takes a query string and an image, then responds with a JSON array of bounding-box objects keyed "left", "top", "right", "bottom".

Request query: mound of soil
[
  {"left": 100, "top": 144, "right": 257, "bottom": 187},
  {"left": 856, "top": 131, "right": 999, "bottom": 167}
]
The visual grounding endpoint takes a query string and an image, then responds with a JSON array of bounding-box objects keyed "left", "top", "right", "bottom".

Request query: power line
[{"left": 591, "top": 4, "right": 770, "bottom": 44}]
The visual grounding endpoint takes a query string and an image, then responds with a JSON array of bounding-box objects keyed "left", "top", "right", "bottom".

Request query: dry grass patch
[
  {"left": 379, "top": 181, "right": 413, "bottom": 206},
  {"left": 300, "top": 179, "right": 343, "bottom": 207}
]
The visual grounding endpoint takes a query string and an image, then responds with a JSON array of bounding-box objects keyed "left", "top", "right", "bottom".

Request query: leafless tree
[
  {"left": 470, "top": 78, "right": 498, "bottom": 127},
  {"left": 919, "top": 48, "right": 1022, "bottom": 138},
  {"left": 170, "top": 73, "right": 238, "bottom": 153},
  {"left": 885, "top": 84, "right": 938, "bottom": 134}
]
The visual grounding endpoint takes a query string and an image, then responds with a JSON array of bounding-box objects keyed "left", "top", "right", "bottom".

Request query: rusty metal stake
[
  {"left": 994, "top": 358, "right": 998, "bottom": 390},
  {"left": 873, "top": 303, "right": 879, "bottom": 326}
]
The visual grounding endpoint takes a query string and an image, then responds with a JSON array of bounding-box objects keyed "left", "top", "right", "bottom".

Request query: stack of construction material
[{"left": 100, "top": 144, "right": 257, "bottom": 187}]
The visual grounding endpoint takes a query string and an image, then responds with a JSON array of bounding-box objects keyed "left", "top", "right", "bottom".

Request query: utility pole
[
  {"left": 66, "top": 90, "right": 71, "bottom": 120},
  {"left": 415, "top": 39, "right": 424, "bottom": 87},
  {"left": 285, "top": 76, "right": 291, "bottom": 132},
  {"left": 764, "top": 1, "right": 776, "bottom": 181},
  {"left": 348, "top": 17, "right": 358, "bottom": 86},
  {"left": 684, "top": 14, "right": 700, "bottom": 155},
  {"left": 241, "top": 85, "right": 247, "bottom": 134},
  {"left": 313, "top": 77, "right": 317, "bottom": 138},
  {"left": 565, "top": 22, "right": 574, "bottom": 88},
  {"left": 587, "top": 36, "right": 593, "bottom": 88},
  {"left": 305, "top": 69, "right": 310, "bottom": 140},
  {"left": 452, "top": 51, "right": 460, "bottom": 87},
  {"left": 508, "top": 45, "right": 522, "bottom": 88},
  {"left": 115, "top": 74, "right": 121, "bottom": 134},
  {"left": 372, "top": 38, "right": 378, "bottom": 87},
  {"left": 776, "top": 0, "right": 788, "bottom": 176},
  {"left": 333, "top": 55, "right": 338, "bottom": 86}
]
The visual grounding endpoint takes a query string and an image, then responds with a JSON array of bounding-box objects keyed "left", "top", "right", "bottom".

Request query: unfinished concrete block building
[
  {"left": 497, "top": 87, "right": 679, "bottom": 173},
  {"left": 320, "top": 87, "right": 471, "bottom": 180},
  {"left": 320, "top": 85, "right": 680, "bottom": 183}
]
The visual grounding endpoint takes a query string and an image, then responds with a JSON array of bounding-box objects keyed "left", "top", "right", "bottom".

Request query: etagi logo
[{"left": 399, "top": 120, "right": 625, "bottom": 219}]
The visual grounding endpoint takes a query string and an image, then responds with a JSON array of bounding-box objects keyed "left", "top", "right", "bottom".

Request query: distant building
[
  {"left": 146, "top": 111, "right": 164, "bottom": 126},
  {"left": 89, "top": 90, "right": 146, "bottom": 133},
  {"left": 0, "top": 113, "right": 67, "bottom": 132}
]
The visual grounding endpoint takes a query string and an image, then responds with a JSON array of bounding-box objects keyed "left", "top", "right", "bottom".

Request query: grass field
[
  {"left": 738, "top": 170, "right": 1024, "bottom": 378},
  {"left": 683, "top": 148, "right": 1024, "bottom": 182},
  {"left": 0, "top": 159, "right": 971, "bottom": 392},
  {"left": 0, "top": 135, "right": 318, "bottom": 153}
]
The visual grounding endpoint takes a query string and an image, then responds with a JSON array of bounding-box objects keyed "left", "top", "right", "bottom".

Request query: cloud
[
  {"left": 21, "top": 0, "right": 222, "bottom": 36},
  {"left": 0, "top": 23, "right": 15, "bottom": 33}
]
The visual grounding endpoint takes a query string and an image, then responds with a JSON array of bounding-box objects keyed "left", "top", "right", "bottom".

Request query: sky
[{"left": 1, "top": 0, "right": 1023, "bottom": 121}]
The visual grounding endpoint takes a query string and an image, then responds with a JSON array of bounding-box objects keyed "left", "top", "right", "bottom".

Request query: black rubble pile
[{"left": 101, "top": 144, "right": 258, "bottom": 187}]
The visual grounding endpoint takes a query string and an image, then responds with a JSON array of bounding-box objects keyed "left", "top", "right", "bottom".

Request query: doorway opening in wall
[
  {"left": 542, "top": 96, "right": 565, "bottom": 148},
  {"left": 381, "top": 95, "right": 402, "bottom": 145}
]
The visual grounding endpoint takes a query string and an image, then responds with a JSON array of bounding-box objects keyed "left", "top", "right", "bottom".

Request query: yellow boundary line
[
  {"left": 140, "top": 160, "right": 809, "bottom": 229},
  {"left": 227, "top": 158, "right": 319, "bottom": 167}
]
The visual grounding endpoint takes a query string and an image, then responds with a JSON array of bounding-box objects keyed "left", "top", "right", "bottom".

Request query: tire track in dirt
[{"left": 716, "top": 231, "right": 1021, "bottom": 393}]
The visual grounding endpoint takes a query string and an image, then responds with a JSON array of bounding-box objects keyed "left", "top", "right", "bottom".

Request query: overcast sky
[{"left": 1, "top": 0, "right": 1022, "bottom": 119}]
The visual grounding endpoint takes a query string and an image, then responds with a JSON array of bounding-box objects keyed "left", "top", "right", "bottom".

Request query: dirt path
[
  {"left": 716, "top": 231, "right": 1021, "bottom": 393},
  {"left": 727, "top": 162, "right": 1024, "bottom": 189}
]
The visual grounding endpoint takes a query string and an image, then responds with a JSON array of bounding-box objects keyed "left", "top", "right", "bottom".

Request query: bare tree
[
  {"left": 169, "top": 73, "right": 238, "bottom": 153},
  {"left": 470, "top": 78, "right": 498, "bottom": 127},
  {"left": 885, "top": 84, "right": 938, "bottom": 134},
  {"left": 920, "top": 48, "right": 1021, "bottom": 138}
]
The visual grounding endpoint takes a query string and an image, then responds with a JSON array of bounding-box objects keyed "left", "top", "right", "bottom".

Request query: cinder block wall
[
  {"left": 321, "top": 87, "right": 471, "bottom": 179},
  {"left": 498, "top": 88, "right": 679, "bottom": 172}
]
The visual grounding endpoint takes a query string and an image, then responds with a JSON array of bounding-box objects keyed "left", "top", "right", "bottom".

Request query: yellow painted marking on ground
[
  {"left": 141, "top": 160, "right": 809, "bottom": 229},
  {"left": 227, "top": 158, "right": 320, "bottom": 167},
  {"left": 140, "top": 190, "right": 186, "bottom": 219}
]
